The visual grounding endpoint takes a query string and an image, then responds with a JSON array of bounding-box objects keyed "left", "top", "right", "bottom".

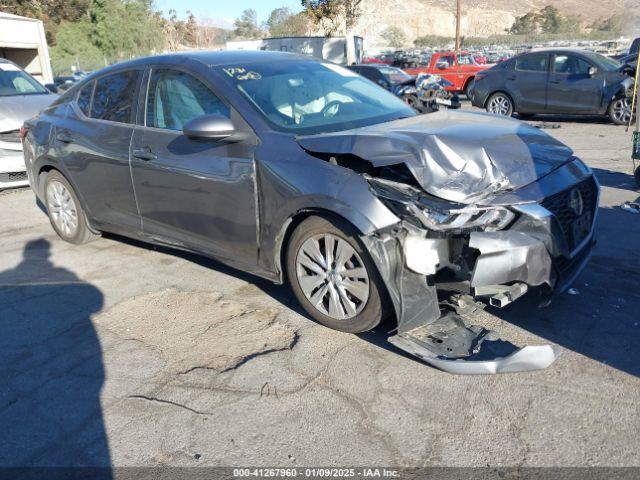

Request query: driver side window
[{"left": 146, "top": 69, "right": 229, "bottom": 131}]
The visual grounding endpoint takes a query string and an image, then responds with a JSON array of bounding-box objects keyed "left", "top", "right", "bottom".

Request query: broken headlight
[{"left": 367, "top": 176, "right": 515, "bottom": 232}]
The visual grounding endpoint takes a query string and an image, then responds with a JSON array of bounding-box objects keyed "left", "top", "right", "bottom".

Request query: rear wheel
[
  {"left": 44, "top": 170, "right": 99, "bottom": 245},
  {"left": 486, "top": 92, "right": 513, "bottom": 117},
  {"left": 608, "top": 96, "right": 633, "bottom": 125},
  {"left": 286, "top": 216, "right": 387, "bottom": 333}
]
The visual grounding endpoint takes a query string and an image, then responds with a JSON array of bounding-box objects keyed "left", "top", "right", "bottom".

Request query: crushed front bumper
[{"left": 362, "top": 208, "right": 596, "bottom": 374}]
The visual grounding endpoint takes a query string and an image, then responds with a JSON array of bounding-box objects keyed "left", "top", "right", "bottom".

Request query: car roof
[
  {"left": 525, "top": 48, "right": 597, "bottom": 55},
  {"left": 86, "top": 50, "right": 314, "bottom": 78}
]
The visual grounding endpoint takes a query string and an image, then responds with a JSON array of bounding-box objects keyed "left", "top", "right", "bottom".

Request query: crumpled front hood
[
  {"left": 0, "top": 94, "right": 57, "bottom": 133},
  {"left": 297, "top": 110, "right": 574, "bottom": 203}
]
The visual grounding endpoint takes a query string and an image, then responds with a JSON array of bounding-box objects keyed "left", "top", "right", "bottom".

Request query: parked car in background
[
  {"left": 404, "top": 51, "right": 489, "bottom": 96},
  {"left": 22, "top": 51, "right": 597, "bottom": 373},
  {"left": 471, "top": 49, "right": 634, "bottom": 125},
  {"left": 0, "top": 58, "right": 57, "bottom": 189},
  {"left": 53, "top": 76, "right": 77, "bottom": 92},
  {"left": 347, "top": 64, "right": 420, "bottom": 107}
]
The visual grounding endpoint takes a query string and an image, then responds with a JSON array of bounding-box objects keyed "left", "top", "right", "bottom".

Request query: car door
[
  {"left": 56, "top": 69, "right": 143, "bottom": 233},
  {"left": 129, "top": 66, "right": 259, "bottom": 266},
  {"left": 434, "top": 55, "right": 458, "bottom": 88},
  {"left": 546, "top": 53, "right": 603, "bottom": 114},
  {"left": 508, "top": 53, "right": 549, "bottom": 112}
]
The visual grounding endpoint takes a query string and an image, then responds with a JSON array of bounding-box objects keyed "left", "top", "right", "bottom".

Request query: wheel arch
[
  {"left": 274, "top": 208, "right": 369, "bottom": 285},
  {"left": 484, "top": 90, "right": 517, "bottom": 111}
]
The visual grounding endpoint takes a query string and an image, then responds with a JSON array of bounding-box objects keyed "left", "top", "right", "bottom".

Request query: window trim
[
  {"left": 72, "top": 67, "right": 144, "bottom": 126},
  {"left": 74, "top": 79, "right": 96, "bottom": 119},
  {"left": 515, "top": 53, "right": 549, "bottom": 73},
  {"left": 141, "top": 65, "right": 232, "bottom": 134},
  {"left": 550, "top": 53, "right": 594, "bottom": 76}
]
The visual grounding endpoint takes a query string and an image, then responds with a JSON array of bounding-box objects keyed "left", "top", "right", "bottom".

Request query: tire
[
  {"left": 486, "top": 92, "right": 514, "bottom": 117},
  {"left": 43, "top": 170, "right": 99, "bottom": 245},
  {"left": 635, "top": 165, "right": 640, "bottom": 188},
  {"left": 403, "top": 94, "right": 420, "bottom": 110},
  {"left": 608, "top": 96, "right": 633, "bottom": 125},
  {"left": 286, "top": 216, "right": 388, "bottom": 333}
]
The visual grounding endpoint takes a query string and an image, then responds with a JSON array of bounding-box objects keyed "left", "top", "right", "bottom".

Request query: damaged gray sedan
[{"left": 23, "top": 52, "right": 599, "bottom": 374}]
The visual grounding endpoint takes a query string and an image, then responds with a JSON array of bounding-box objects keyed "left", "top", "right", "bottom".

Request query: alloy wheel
[
  {"left": 611, "top": 97, "right": 632, "bottom": 125},
  {"left": 46, "top": 180, "right": 79, "bottom": 237},
  {"left": 295, "top": 233, "right": 370, "bottom": 320},
  {"left": 487, "top": 95, "right": 511, "bottom": 116}
]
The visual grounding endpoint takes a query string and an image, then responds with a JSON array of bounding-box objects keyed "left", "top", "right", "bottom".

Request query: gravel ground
[{"left": 1, "top": 107, "right": 639, "bottom": 469}]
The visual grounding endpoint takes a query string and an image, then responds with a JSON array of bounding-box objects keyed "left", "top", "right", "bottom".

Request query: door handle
[
  {"left": 132, "top": 147, "right": 157, "bottom": 161},
  {"left": 56, "top": 130, "right": 73, "bottom": 143},
  {"left": 550, "top": 80, "right": 561, "bottom": 84},
  {"left": 507, "top": 75, "right": 517, "bottom": 81}
]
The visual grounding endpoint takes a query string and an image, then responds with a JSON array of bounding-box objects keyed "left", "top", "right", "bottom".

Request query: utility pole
[{"left": 455, "top": 0, "right": 461, "bottom": 54}]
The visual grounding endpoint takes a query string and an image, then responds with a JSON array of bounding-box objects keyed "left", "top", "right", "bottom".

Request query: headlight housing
[{"left": 367, "top": 176, "right": 515, "bottom": 233}]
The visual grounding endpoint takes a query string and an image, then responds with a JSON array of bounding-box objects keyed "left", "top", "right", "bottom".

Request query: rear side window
[
  {"left": 552, "top": 55, "right": 592, "bottom": 75},
  {"left": 91, "top": 71, "right": 140, "bottom": 123},
  {"left": 77, "top": 81, "right": 94, "bottom": 116},
  {"left": 516, "top": 54, "right": 547, "bottom": 72},
  {"left": 146, "top": 69, "right": 229, "bottom": 131}
]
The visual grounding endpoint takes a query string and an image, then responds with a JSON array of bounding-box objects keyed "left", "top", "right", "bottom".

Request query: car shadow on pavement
[
  {"left": 0, "top": 239, "right": 111, "bottom": 478},
  {"left": 592, "top": 167, "right": 639, "bottom": 192},
  {"left": 493, "top": 202, "right": 640, "bottom": 378}
]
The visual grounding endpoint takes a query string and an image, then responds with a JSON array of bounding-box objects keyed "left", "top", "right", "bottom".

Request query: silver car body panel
[{"left": 297, "top": 110, "right": 574, "bottom": 204}]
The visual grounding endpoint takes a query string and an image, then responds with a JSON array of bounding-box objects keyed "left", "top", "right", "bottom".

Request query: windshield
[
  {"left": 377, "top": 66, "right": 412, "bottom": 84},
  {"left": 581, "top": 51, "right": 622, "bottom": 72},
  {"left": 222, "top": 61, "right": 415, "bottom": 134},
  {"left": 0, "top": 63, "right": 48, "bottom": 97}
]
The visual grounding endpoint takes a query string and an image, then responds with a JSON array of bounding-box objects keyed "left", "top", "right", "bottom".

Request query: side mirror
[
  {"left": 182, "top": 114, "right": 235, "bottom": 140},
  {"left": 45, "top": 83, "right": 58, "bottom": 93},
  {"left": 436, "top": 62, "right": 448, "bottom": 70},
  {"left": 588, "top": 66, "right": 598, "bottom": 77}
]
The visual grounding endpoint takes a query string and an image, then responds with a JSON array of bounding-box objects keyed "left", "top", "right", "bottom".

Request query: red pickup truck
[{"left": 405, "top": 52, "right": 490, "bottom": 96}]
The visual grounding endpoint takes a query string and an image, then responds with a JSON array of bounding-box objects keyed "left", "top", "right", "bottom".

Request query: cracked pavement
[{"left": 0, "top": 108, "right": 639, "bottom": 468}]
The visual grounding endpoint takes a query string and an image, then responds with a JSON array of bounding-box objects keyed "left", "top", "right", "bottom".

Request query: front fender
[{"left": 255, "top": 142, "right": 400, "bottom": 280}]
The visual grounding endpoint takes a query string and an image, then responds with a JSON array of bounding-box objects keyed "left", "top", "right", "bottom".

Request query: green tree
[
  {"left": 414, "top": 35, "right": 451, "bottom": 48},
  {"left": 509, "top": 6, "right": 580, "bottom": 35},
  {"left": 301, "top": 0, "right": 363, "bottom": 36},
  {"left": 233, "top": 9, "right": 263, "bottom": 39},
  {"left": 381, "top": 26, "right": 406, "bottom": 49},
  {"left": 266, "top": 7, "right": 309, "bottom": 37},
  {"left": 0, "top": 0, "right": 91, "bottom": 44}
]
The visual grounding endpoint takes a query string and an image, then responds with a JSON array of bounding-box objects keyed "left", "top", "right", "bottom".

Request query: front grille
[
  {"left": 540, "top": 177, "right": 598, "bottom": 251},
  {"left": 0, "top": 172, "right": 28, "bottom": 182},
  {"left": 0, "top": 130, "right": 21, "bottom": 143}
]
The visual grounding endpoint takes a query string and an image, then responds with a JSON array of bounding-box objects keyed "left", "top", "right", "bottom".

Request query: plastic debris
[{"left": 620, "top": 201, "right": 640, "bottom": 213}]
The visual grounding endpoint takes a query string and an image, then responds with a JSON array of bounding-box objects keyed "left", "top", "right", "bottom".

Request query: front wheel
[
  {"left": 403, "top": 94, "right": 420, "bottom": 111},
  {"left": 486, "top": 92, "right": 514, "bottom": 117},
  {"left": 286, "top": 216, "right": 388, "bottom": 333},
  {"left": 44, "top": 170, "right": 99, "bottom": 244},
  {"left": 608, "top": 97, "right": 633, "bottom": 125}
]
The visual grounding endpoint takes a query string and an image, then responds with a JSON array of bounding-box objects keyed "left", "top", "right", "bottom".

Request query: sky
[{"left": 155, "top": 0, "right": 303, "bottom": 29}]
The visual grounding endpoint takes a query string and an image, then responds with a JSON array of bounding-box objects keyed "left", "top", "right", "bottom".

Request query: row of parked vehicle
[{"left": 361, "top": 46, "right": 636, "bottom": 125}]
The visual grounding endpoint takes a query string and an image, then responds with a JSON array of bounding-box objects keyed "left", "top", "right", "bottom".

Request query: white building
[{"left": 0, "top": 12, "right": 53, "bottom": 84}]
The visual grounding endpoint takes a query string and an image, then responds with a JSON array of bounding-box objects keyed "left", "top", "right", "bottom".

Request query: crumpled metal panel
[
  {"left": 469, "top": 231, "right": 553, "bottom": 288},
  {"left": 297, "top": 110, "right": 574, "bottom": 204},
  {"left": 360, "top": 230, "right": 441, "bottom": 335}
]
